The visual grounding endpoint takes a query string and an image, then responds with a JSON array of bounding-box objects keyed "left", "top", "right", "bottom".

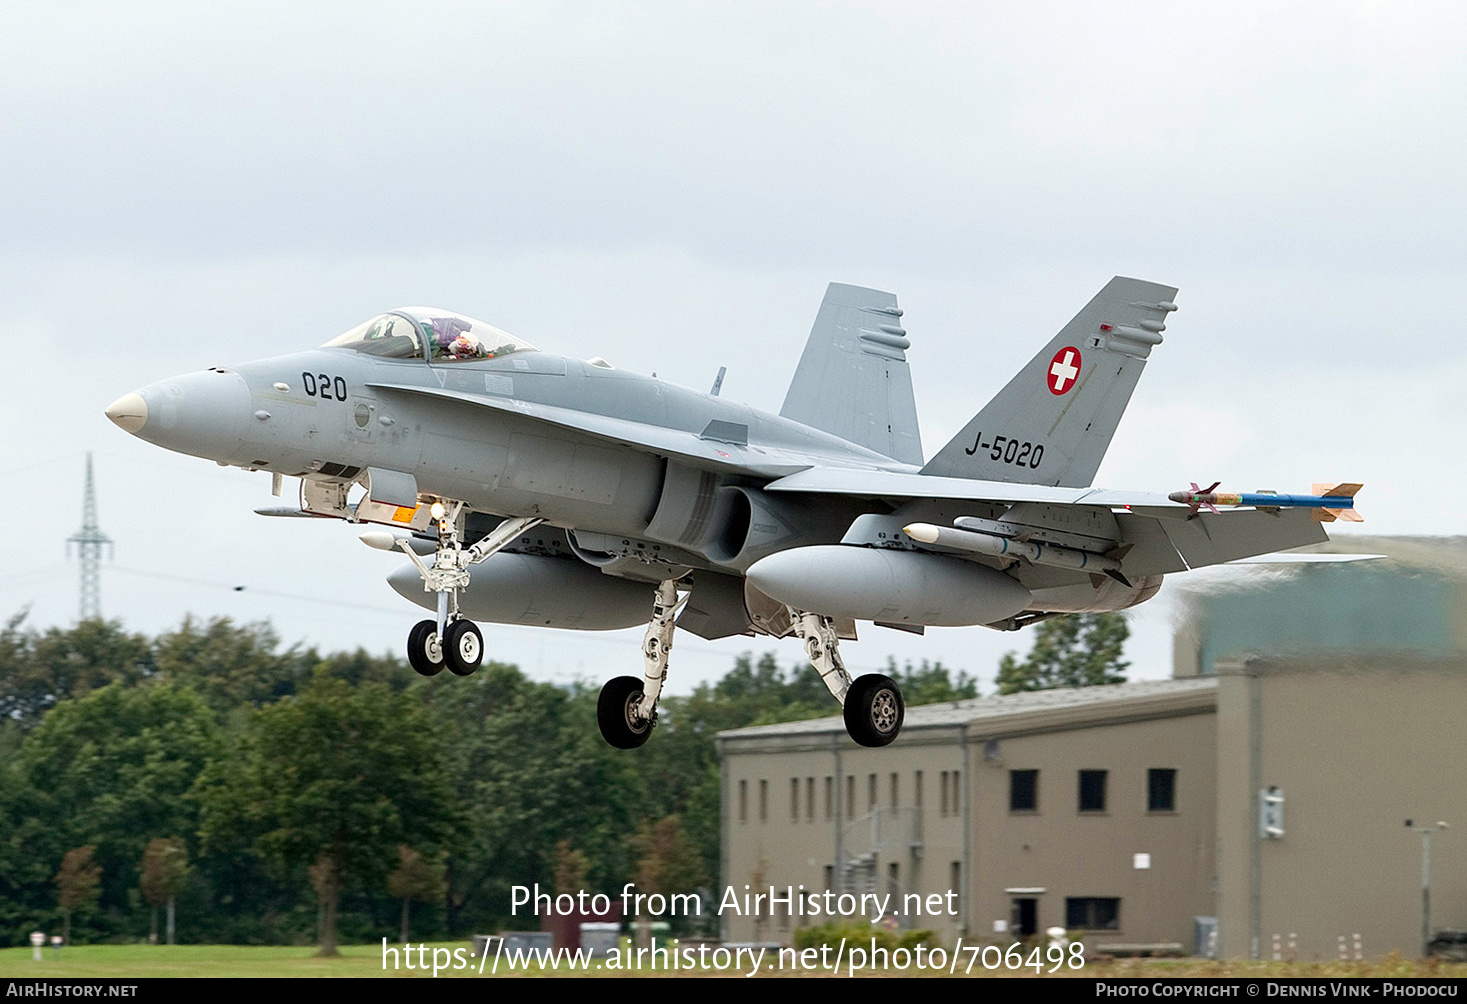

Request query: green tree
[
  {"left": 197, "top": 670, "right": 454, "bottom": 956},
  {"left": 55, "top": 845, "right": 101, "bottom": 944},
  {"left": 17, "top": 682, "right": 219, "bottom": 941},
  {"left": 139, "top": 837, "right": 188, "bottom": 945},
  {"left": 631, "top": 815, "right": 704, "bottom": 904},
  {"left": 0, "top": 615, "right": 153, "bottom": 727},
  {"left": 553, "top": 840, "right": 590, "bottom": 898},
  {"left": 886, "top": 658, "right": 980, "bottom": 704},
  {"left": 428, "top": 668, "right": 643, "bottom": 933},
  {"left": 152, "top": 617, "right": 299, "bottom": 715},
  {"left": 994, "top": 613, "right": 1130, "bottom": 694},
  {"left": 387, "top": 845, "right": 444, "bottom": 943}
]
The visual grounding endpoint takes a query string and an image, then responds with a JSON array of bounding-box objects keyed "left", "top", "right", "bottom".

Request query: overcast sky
[{"left": 2, "top": 3, "right": 1462, "bottom": 693}]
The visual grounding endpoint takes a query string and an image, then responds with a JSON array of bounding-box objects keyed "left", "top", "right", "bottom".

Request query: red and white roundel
[{"left": 1047, "top": 346, "right": 1082, "bottom": 395}]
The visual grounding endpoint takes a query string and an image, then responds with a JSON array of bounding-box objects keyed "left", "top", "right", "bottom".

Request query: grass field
[{"left": 1, "top": 943, "right": 1464, "bottom": 978}]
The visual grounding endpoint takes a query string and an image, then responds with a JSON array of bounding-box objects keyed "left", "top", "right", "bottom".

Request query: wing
[{"left": 764, "top": 467, "right": 1328, "bottom": 578}]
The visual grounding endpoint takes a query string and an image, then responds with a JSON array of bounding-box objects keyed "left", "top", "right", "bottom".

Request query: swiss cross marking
[{"left": 1047, "top": 347, "right": 1081, "bottom": 395}]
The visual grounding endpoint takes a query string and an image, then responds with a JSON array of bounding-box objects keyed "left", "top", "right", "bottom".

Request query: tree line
[{"left": 0, "top": 613, "right": 1011, "bottom": 953}]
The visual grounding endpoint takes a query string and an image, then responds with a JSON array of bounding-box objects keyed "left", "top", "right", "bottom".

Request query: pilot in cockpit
[
  {"left": 427, "top": 316, "right": 488, "bottom": 360},
  {"left": 445, "top": 332, "right": 487, "bottom": 359}
]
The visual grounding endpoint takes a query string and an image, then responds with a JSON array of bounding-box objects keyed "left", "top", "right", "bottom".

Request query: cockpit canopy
[{"left": 322, "top": 307, "right": 537, "bottom": 362}]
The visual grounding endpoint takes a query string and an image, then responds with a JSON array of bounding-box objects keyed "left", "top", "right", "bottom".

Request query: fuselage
[
  {"left": 107, "top": 306, "right": 1169, "bottom": 631},
  {"left": 107, "top": 310, "right": 899, "bottom": 566}
]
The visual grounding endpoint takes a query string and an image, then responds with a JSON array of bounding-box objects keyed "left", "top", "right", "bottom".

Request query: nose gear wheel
[
  {"left": 407, "top": 620, "right": 445, "bottom": 677},
  {"left": 444, "top": 619, "right": 482, "bottom": 676}
]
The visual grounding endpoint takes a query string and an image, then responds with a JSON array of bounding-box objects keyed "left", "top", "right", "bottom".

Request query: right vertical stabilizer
[{"left": 922, "top": 277, "right": 1178, "bottom": 488}]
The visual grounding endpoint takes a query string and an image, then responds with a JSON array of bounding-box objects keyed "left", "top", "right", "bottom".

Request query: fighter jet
[{"left": 105, "top": 277, "right": 1344, "bottom": 749}]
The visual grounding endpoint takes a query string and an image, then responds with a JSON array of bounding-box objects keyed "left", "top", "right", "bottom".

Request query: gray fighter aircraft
[{"left": 105, "top": 278, "right": 1338, "bottom": 749}]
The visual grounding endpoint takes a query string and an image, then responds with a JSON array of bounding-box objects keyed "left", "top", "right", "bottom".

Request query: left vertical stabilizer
[{"left": 780, "top": 283, "right": 923, "bottom": 465}]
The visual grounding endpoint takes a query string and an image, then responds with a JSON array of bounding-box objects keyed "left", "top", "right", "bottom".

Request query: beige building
[
  {"left": 1212, "top": 654, "right": 1467, "bottom": 959},
  {"left": 718, "top": 660, "right": 1467, "bottom": 958},
  {"left": 718, "top": 678, "right": 1219, "bottom": 949}
]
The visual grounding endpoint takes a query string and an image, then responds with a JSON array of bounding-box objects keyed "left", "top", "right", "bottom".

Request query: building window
[
  {"left": 759, "top": 779, "right": 768, "bottom": 822},
  {"left": 890, "top": 772, "right": 899, "bottom": 807},
  {"left": 939, "top": 771, "right": 949, "bottom": 816},
  {"left": 739, "top": 779, "right": 747, "bottom": 823},
  {"left": 914, "top": 771, "right": 923, "bottom": 809},
  {"left": 1010, "top": 769, "right": 1039, "bottom": 812},
  {"left": 1148, "top": 768, "right": 1177, "bottom": 812},
  {"left": 824, "top": 776, "right": 833, "bottom": 820},
  {"left": 824, "top": 865, "right": 834, "bottom": 892},
  {"left": 1078, "top": 770, "right": 1107, "bottom": 813},
  {"left": 806, "top": 777, "right": 815, "bottom": 822},
  {"left": 791, "top": 778, "right": 799, "bottom": 822},
  {"left": 868, "top": 773, "right": 877, "bottom": 812},
  {"left": 951, "top": 770, "right": 961, "bottom": 814},
  {"left": 846, "top": 775, "right": 855, "bottom": 820},
  {"left": 1066, "top": 897, "right": 1120, "bottom": 930},
  {"left": 950, "top": 861, "right": 962, "bottom": 909}
]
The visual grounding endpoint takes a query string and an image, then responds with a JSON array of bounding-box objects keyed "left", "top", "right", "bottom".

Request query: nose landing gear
[{"left": 398, "top": 504, "right": 542, "bottom": 679}]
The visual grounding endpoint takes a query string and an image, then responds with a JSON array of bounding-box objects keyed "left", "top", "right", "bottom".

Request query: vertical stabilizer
[
  {"left": 781, "top": 283, "right": 923, "bottom": 465},
  {"left": 922, "top": 277, "right": 1178, "bottom": 488}
]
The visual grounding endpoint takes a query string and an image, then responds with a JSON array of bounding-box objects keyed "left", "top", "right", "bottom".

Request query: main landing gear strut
[
  {"left": 597, "top": 579, "right": 689, "bottom": 749},
  {"left": 594, "top": 585, "right": 905, "bottom": 750},
  {"left": 398, "top": 504, "right": 543, "bottom": 678},
  {"left": 789, "top": 608, "right": 904, "bottom": 748}
]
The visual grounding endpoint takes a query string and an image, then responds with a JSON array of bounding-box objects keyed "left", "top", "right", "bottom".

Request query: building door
[{"left": 1010, "top": 898, "right": 1038, "bottom": 937}]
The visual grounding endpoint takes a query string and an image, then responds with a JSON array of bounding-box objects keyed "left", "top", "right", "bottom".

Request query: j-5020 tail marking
[{"left": 923, "top": 276, "right": 1178, "bottom": 488}]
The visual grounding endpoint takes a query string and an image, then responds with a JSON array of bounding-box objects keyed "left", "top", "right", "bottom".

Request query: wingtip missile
[{"left": 1168, "top": 483, "right": 1364, "bottom": 522}]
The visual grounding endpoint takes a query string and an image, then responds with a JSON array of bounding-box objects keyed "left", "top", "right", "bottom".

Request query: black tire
[
  {"left": 444, "top": 620, "right": 483, "bottom": 677},
  {"left": 407, "top": 620, "right": 445, "bottom": 677},
  {"left": 597, "top": 676, "right": 654, "bottom": 750},
  {"left": 843, "top": 673, "right": 905, "bottom": 748}
]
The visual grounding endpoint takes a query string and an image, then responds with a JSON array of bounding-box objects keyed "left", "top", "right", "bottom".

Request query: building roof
[{"left": 717, "top": 677, "right": 1218, "bottom": 752}]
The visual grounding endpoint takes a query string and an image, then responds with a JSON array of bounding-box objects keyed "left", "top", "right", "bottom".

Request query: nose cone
[
  {"left": 111, "top": 370, "right": 253, "bottom": 463},
  {"left": 105, "top": 392, "right": 149, "bottom": 434}
]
